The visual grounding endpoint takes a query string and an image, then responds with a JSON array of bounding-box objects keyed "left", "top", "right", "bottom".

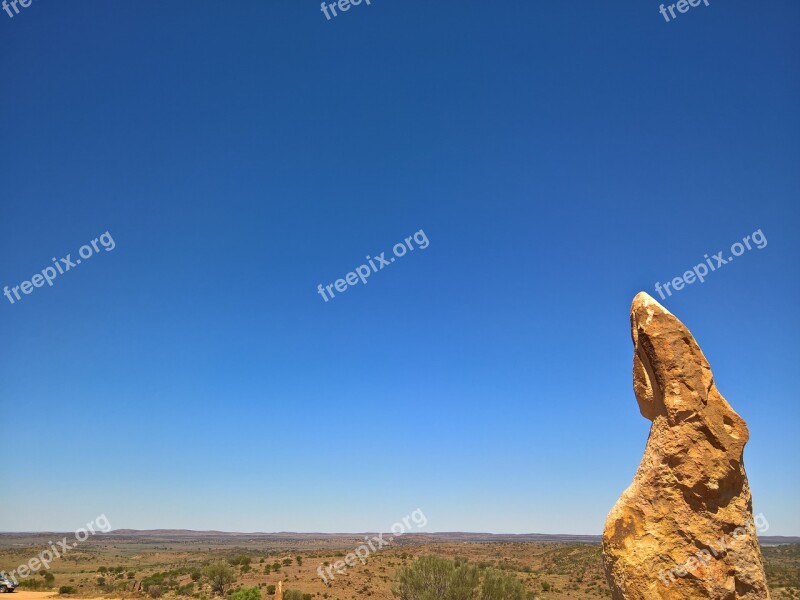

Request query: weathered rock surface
[{"left": 602, "top": 292, "right": 769, "bottom": 599}]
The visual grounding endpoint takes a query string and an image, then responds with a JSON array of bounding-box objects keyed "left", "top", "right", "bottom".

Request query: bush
[
  {"left": 394, "top": 555, "right": 478, "bottom": 600},
  {"left": 282, "top": 591, "right": 309, "bottom": 600},
  {"left": 393, "top": 556, "right": 528, "bottom": 600},
  {"left": 58, "top": 586, "right": 77, "bottom": 595},
  {"left": 266, "top": 585, "right": 275, "bottom": 594},
  {"left": 480, "top": 570, "right": 526, "bottom": 600},
  {"left": 230, "top": 586, "right": 261, "bottom": 600},
  {"left": 149, "top": 585, "right": 163, "bottom": 598},
  {"left": 204, "top": 563, "right": 236, "bottom": 595}
]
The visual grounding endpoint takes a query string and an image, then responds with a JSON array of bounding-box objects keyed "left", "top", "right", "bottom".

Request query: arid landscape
[
  {"left": 1, "top": 532, "right": 798, "bottom": 600},
  {"left": 3, "top": 3, "right": 799, "bottom": 600}
]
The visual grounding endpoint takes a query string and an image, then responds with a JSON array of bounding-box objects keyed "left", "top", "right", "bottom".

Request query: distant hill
[
  {"left": 2, "top": 529, "right": 797, "bottom": 546},
  {"left": 98, "top": 530, "right": 799, "bottom": 545},
  {"left": 105, "top": 529, "right": 601, "bottom": 543}
]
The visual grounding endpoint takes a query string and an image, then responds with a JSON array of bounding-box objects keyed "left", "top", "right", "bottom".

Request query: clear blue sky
[{"left": 1, "top": 0, "right": 798, "bottom": 535}]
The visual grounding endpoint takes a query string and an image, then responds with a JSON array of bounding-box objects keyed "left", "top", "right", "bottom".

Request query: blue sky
[{"left": 0, "top": 0, "right": 798, "bottom": 535}]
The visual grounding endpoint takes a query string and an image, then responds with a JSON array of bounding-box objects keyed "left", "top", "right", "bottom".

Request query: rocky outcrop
[{"left": 602, "top": 292, "right": 769, "bottom": 599}]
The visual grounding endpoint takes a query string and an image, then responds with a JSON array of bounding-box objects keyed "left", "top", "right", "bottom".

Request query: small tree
[{"left": 203, "top": 563, "right": 236, "bottom": 595}]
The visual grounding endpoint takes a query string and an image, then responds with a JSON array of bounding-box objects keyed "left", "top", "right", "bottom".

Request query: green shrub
[
  {"left": 230, "top": 586, "right": 260, "bottom": 600},
  {"left": 480, "top": 570, "right": 526, "bottom": 600},
  {"left": 59, "top": 586, "right": 77, "bottom": 595},
  {"left": 393, "top": 556, "right": 529, "bottom": 600},
  {"left": 393, "top": 555, "right": 478, "bottom": 600}
]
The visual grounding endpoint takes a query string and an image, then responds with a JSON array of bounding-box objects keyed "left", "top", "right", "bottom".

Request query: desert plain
[{"left": 1, "top": 531, "right": 798, "bottom": 600}]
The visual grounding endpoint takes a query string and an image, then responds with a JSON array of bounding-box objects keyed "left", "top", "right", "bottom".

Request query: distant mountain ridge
[
  {"left": 100, "top": 530, "right": 799, "bottom": 545},
  {"left": 107, "top": 529, "right": 600, "bottom": 540},
  {"left": 2, "top": 530, "right": 797, "bottom": 545}
]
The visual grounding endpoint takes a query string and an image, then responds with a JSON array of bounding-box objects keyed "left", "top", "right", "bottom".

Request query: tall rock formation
[{"left": 602, "top": 292, "right": 769, "bottom": 599}]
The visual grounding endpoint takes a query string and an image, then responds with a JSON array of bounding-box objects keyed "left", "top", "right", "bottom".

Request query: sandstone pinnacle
[{"left": 602, "top": 292, "right": 769, "bottom": 599}]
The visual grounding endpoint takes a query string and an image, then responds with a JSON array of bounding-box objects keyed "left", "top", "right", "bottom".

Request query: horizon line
[{"left": 1, "top": 529, "right": 799, "bottom": 539}]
